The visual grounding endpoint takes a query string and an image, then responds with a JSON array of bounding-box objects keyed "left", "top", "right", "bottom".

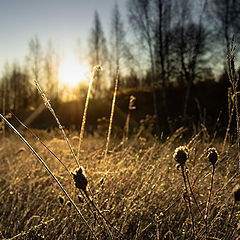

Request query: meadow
[
  {"left": 0, "top": 44, "right": 240, "bottom": 240},
  {"left": 0, "top": 123, "right": 240, "bottom": 239}
]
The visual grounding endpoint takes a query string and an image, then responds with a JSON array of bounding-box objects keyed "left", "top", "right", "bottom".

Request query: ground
[{"left": 0, "top": 128, "right": 240, "bottom": 239}]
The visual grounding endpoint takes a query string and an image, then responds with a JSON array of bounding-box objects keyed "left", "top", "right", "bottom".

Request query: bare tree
[
  {"left": 44, "top": 41, "right": 59, "bottom": 101},
  {"left": 88, "top": 10, "right": 108, "bottom": 97},
  {"left": 153, "top": 0, "right": 173, "bottom": 112},
  {"left": 110, "top": 3, "right": 133, "bottom": 89},
  {"left": 172, "top": 1, "right": 209, "bottom": 118},
  {"left": 0, "top": 62, "right": 31, "bottom": 112},
  {"left": 128, "top": 0, "right": 160, "bottom": 134},
  {"left": 26, "top": 36, "right": 43, "bottom": 107},
  {"left": 0, "top": 63, "right": 11, "bottom": 115},
  {"left": 208, "top": 0, "right": 240, "bottom": 67},
  {"left": 10, "top": 64, "right": 30, "bottom": 111}
]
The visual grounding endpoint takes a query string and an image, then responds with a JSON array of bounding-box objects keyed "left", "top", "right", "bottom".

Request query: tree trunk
[{"left": 183, "top": 73, "right": 192, "bottom": 118}]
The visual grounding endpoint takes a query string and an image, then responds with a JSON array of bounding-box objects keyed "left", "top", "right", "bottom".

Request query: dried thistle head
[
  {"left": 173, "top": 146, "right": 189, "bottom": 166},
  {"left": 233, "top": 184, "right": 240, "bottom": 203},
  {"left": 58, "top": 195, "right": 64, "bottom": 205},
  {"left": 72, "top": 167, "right": 88, "bottom": 192},
  {"left": 78, "top": 195, "right": 84, "bottom": 203},
  {"left": 99, "top": 177, "right": 104, "bottom": 185},
  {"left": 207, "top": 148, "right": 218, "bottom": 166},
  {"left": 93, "top": 65, "right": 103, "bottom": 73},
  {"left": 129, "top": 95, "right": 136, "bottom": 110}
]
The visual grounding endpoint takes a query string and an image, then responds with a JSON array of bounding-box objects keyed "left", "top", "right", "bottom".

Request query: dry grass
[
  {"left": 0, "top": 56, "right": 239, "bottom": 239},
  {"left": 0, "top": 127, "right": 240, "bottom": 239}
]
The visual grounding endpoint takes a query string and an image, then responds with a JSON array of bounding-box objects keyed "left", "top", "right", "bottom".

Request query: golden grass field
[{"left": 0, "top": 127, "right": 240, "bottom": 239}]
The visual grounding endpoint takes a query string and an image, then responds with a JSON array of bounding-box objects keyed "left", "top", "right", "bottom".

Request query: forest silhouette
[{"left": 0, "top": 0, "right": 239, "bottom": 136}]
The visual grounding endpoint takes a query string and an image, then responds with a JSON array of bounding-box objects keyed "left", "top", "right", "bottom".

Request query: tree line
[{"left": 0, "top": 0, "right": 239, "bottom": 123}]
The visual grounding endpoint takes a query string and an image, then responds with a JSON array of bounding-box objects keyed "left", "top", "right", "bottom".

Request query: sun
[{"left": 58, "top": 55, "right": 91, "bottom": 87}]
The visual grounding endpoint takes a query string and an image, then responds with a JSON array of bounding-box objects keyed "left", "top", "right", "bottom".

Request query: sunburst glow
[{"left": 58, "top": 55, "right": 91, "bottom": 87}]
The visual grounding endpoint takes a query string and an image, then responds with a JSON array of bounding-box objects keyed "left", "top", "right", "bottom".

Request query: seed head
[
  {"left": 173, "top": 146, "right": 189, "bottom": 166},
  {"left": 100, "top": 177, "right": 104, "bottom": 185},
  {"left": 129, "top": 95, "right": 136, "bottom": 110},
  {"left": 58, "top": 195, "right": 64, "bottom": 205},
  {"left": 207, "top": 148, "right": 218, "bottom": 165},
  {"left": 72, "top": 167, "right": 88, "bottom": 192},
  {"left": 78, "top": 195, "right": 84, "bottom": 203},
  {"left": 233, "top": 184, "right": 240, "bottom": 202},
  {"left": 94, "top": 65, "right": 103, "bottom": 73}
]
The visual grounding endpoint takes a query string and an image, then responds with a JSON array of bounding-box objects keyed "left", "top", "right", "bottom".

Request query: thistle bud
[
  {"left": 129, "top": 95, "right": 136, "bottom": 110},
  {"left": 78, "top": 195, "right": 84, "bottom": 203},
  {"left": 173, "top": 146, "right": 189, "bottom": 166},
  {"left": 207, "top": 148, "right": 218, "bottom": 166},
  {"left": 233, "top": 184, "right": 240, "bottom": 203},
  {"left": 58, "top": 195, "right": 64, "bottom": 205},
  {"left": 100, "top": 177, "right": 104, "bottom": 185},
  {"left": 72, "top": 167, "right": 88, "bottom": 192}
]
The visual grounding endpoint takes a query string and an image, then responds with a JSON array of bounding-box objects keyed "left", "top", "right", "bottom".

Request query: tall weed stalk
[
  {"left": 77, "top": 66, "right": 101, "bottom": 161},
  {"left": 174, "top": 146, "right": 196, "bottom": 239},
  {"left": 227, "top": 37, "right": 240, "bottom": 168},
  {"left": 34, "top": 79, "right": 80, "bottom": 168},
  {"left": 122, "top": 95, "right": 136, "bottom": 144},
  {"left": 35, "top": 76, "right": 116, "bottom": 238},
  {"left": 104, "top": 71, "right": 119, "bottom": 161},
  {"left": 0, "top": 113, "right": 97, "bottom": 239}
]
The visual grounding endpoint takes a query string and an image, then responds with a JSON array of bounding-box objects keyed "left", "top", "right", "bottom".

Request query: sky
[{"left": 0, "top": 0, "right": 128, "bottom": 71}]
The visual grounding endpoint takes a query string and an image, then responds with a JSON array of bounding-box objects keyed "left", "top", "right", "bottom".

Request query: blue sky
[{"left": 0, "top": 0, "right": 128, "bottom": 70}]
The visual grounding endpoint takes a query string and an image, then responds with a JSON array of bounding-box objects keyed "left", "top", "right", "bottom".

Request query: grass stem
[
  {"left": 204, "top": 165, "right": 215, "bottom": 239},
  {"left": 34, "top": 79, "right": 80, "bottom": 168},
  {"left": 104, "top": 71, "right": 119, "bottom": 161},
  {"left": 77, "top": 66, "right": 98, "bottom": 162},
  {"left": 186, "top": 170, "right": 206, "bottom": 224},
  {"left": 181, "top": 165, "right": 196, "bottom": 239},
  {"left": 0, "top": 113, "right": 97, "bottom": 240},
  {"left": 224, "top": 201, "right": 236, "bottom": 240}
]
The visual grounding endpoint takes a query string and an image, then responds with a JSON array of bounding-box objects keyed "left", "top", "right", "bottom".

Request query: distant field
[{"left": 0, "top": 129, "right": 240, "bottom": 239}]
